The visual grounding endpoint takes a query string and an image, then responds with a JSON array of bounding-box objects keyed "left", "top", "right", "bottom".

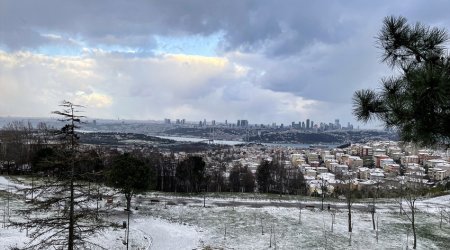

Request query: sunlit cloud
[{"left": 74, "top": 91, "right": 113, "bottom": 108}]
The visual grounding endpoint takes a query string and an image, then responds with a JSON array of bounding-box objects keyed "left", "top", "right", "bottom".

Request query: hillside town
[
  {"left": 1, "top": 126, "right": 448, "bottom": 199},
  {"left": 157, "top": 140, "right": 450, "bottom": 197}
]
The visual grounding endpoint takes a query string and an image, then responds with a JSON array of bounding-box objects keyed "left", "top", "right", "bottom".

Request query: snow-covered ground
[
  {"left": 90, "top": 215, "right": 202, "bottom": 250},
  {"left": 1, "top": 175, "right": 449, "bottom": 249}
]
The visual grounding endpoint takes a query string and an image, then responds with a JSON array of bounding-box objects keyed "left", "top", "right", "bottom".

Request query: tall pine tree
[{"left": 13, "top": 101, "right": 113, "bottom": 249}]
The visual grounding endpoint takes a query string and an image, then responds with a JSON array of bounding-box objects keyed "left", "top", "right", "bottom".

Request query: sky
[{"left": 1, "top": 0, "right": 450, "bottom": 128}]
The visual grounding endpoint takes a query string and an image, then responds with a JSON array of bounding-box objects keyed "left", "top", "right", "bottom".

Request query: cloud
[
  {"left": 74, "top": 92, "right": 113, "bottom": 108},
  {"left": 0, "top": 50, "right": 324, "bottom": 124},
  {"left": 2, "top": 1, "right": 450, "bottom": 55},
  {"left": 2, "top": 1, "right": 450, "bottom": 126}
]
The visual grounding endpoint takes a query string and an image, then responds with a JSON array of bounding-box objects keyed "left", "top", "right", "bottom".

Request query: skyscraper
[{"left": 335, "top": 119, "right": 341, "bottom": 129}]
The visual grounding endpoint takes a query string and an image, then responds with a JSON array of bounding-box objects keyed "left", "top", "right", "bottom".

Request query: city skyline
[
  {"left": 154, "top": 116, "right": 356, "bottom": 130},
  {"left": 1, "top": 1, "right": 450, "bottom": 129}
]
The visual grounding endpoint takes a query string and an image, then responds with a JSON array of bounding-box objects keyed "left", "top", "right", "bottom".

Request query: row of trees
[
  {"left": 256, "top": 160, "right": 307, "bottom": 195},
  {"left": 0, "top": 121, "right": 52, "bottom": 175},
  {"left": 1, "top": 118, "right": 312, "bottom": 198}
]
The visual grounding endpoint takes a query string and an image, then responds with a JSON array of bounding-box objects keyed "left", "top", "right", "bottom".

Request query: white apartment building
[
  {"left": 401, "top": 155, "right": 419, "bottom": 165},
  {"left": 425, "top": 159, "right": 448, "bottom": 168},
  {"left": 307, "top": 152, "right": 319, "bottom": 163},
  {"left": 429, "top": 162, "right": 450, "bottom": 181},
  {"left": 373, "top": 148, "right": 387, "bottom": 156},
  {"left": 328, "top": 161, "right": 339, "bottom": 172},
  {"left": 291, "top": 153, "right": 305, "bottom": 166},
  {"left": 369, "top": 169, "right": 385, "bottom": 181},
  {"left": 335, "top": 164, "right": 349, "bottom": 174}
]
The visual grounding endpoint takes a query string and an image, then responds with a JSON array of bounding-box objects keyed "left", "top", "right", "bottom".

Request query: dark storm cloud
[
  {"left": 3, "top": 1, "right": 448, "bottom": 56},
  {"left": 0, "top": 0, "right": 237, "bottom": 50},
  {"left": 0, "top": 1, "right": 392, "bottom": 53}
]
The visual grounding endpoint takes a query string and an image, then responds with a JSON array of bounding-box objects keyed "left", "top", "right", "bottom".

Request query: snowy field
[{"left": 1, "top": 176, "right": 450, "bottom": 249}]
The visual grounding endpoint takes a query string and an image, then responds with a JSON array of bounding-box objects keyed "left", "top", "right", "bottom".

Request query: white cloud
[
  {"left": 74, "top": 91, "right": 113, "bottom": 108},
  {"left": 0, "top": 50, "right": 323, "bottom": 124}
]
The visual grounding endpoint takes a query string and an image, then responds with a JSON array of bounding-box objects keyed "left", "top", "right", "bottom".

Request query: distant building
[
  {"left": 360, "top": 146, "right": 373, "bottom": 157},
  {"left": 164, "top": 118, "right": 171, "bottom": 124},
  {"left": 335, "top": 119, "right": 340, "bottom": 128},
  {"left": 237, "top": 120, "right": 248, "bottom": 127}
]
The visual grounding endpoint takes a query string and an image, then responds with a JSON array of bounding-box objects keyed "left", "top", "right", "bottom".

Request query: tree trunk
[
  {"left": 68, "top": 113, "right": 75, "bottom": 250},
  {"left": 321, "top": 193, "right": 324, "bottom": 210},
  {"left": 372, "top": 211, "right": 376, "bottom": 230},
  {"left": 412, "top": 207, "right": 416, "bottom": 249},
  {"left": 348, "top": 204, "right": 352, "bottom": 232},
  {"left": 126, "top": 195, "right": 131, "bottom": 211},
  {"left": 69, "top": 177, "right": 74, "bottom": 250}
]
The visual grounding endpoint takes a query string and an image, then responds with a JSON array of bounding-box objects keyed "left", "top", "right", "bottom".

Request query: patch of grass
[{"left": 417, "top": 224, "right": 450, "bottom": 249}]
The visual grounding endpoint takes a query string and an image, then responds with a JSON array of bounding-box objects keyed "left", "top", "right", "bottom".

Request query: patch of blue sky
[
  {"left": 153, "top": 32, "right": 223, "bottom": 57},
  {"left": 36, "top": 45, "right": 84, "bottom": 57},
  {"left": 0, "top": 44, "right": 9, "bottom": 52},
  {"left": 33, "top": 31, "right": 86, "bottom": 56},
  {"left": 22, "top": 30, "right": 224, "bottom": 57},
  {"left": 35, "top": 43, "right": 153, "bottom": 57}
]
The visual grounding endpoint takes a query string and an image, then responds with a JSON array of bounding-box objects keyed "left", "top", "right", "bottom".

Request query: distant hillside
[
  {"left": 248, "top": 131, "right": 342, "bottom": 144},
  {"left": 79, "top": 132, "right": 174, "bottom": 146}
]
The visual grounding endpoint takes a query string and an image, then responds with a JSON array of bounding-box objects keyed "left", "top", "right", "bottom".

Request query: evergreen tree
[
  {"left": 256, "top": 160, "right": 273, "bottom": 193},
  {"left": 106, "top": 152, "right": 153, "bottom": 210},
  {"left": 13, "top": 101, "right": 112, "bottom": 249},
  {"left": 241, "top": 166, "right": 255, "bottom": 193},
  {"left": 228, "top": 164, "right": 241, "bottom": 192},
  {"left": 175, "top": 155, "right": 206, "bottom": 193},
  {"left": 353, "top": 16, "right": 450, "bottom": 147}
]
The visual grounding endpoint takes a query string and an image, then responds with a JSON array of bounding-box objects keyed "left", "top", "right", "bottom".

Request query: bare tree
[
  {"left": 398, "top": 180, "right": 424, "bottom": 249},
  {"left": 0, "top": 121, "right": 29, "bottom": 174},
  {"left": 341, "top": 173, "right": 355, "bottom": 233},
  {"left": 370, "top": 181, "right": 381, "bottom": 230},
  {"left": 320, "top": 178, "right": 327, "bottom": 210}
]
